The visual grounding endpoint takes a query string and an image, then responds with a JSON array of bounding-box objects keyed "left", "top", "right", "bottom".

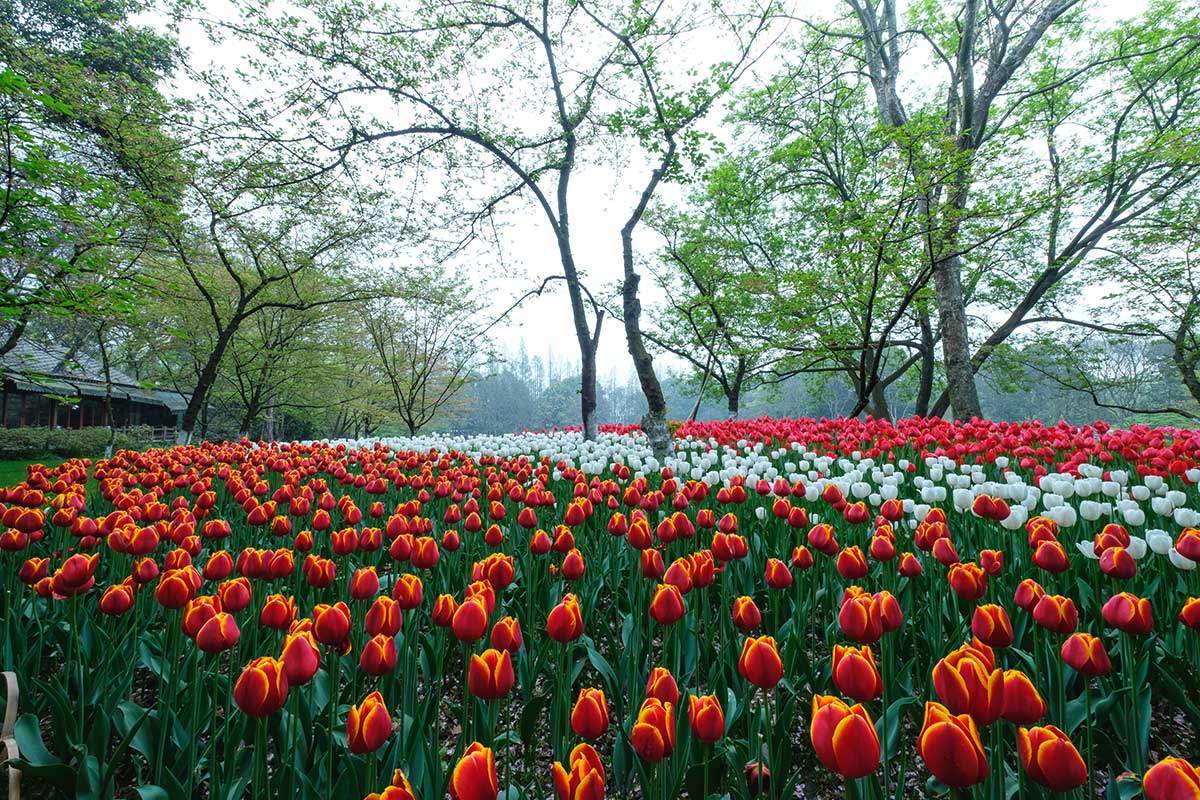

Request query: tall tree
[{"left": 207, "top": 0, "right": 775, "bottom": 454}]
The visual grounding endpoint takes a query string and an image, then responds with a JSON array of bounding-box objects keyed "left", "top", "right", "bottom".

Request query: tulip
[
  {"left": 836, "top": 546, "right": 868, "bottom": 579},
  {"left": 980, "top": 549, "right": 1003, "bottom": 575},
  {"left": 899, "top": 551, "right": 923, "bottom": 577},
  {"left": 631, "top": 697, "right": 675, "bottom": 763},
  {"left": 917, "top": 702, "right": 989, "bottom": 787},
  {"left": 791, "top": 545, "right": 814, "bottom": 569},
  {"left": 765, "top": 557, "right": 794, "bottom": 588},
  {"left": 645, "top": 667, "right": 679, "bottom": 705},
  {"left": 280, "top": 630, "right": 321, "bottom": 685},
  {"left": 1102, "top": 592, "right": 1153, "bottom": 635},
  {"left": 571, "top": 687, "right": 610, "bottom": 740},
  {"left": 218, "top": 577, "right": 251, "bottom": 614},
  {"left": 452, "top": 597, "right": 489, "bottom": 643},
  {"left": 1014, "top": 578, "right": 1046, "bottom": 612},
  {"left": 347, "top": 691, "right": 392, "bottom": 754},
  {"left": 831, "top": 644, "right": 882, "bottom": 702},
  {"left": 432, "top": 594, "right": 458, "bottom": 627},
  {"left": 971, "top": 604, "right": 1014, "bottom": 649},
  {"left": 491, "top": 615, "right": 523, "bottom": 652},
  {"left": 1060, "top": 632, "right": 1111, "bottom": 677},
  {"left": 1181, "top": 597, "right": 1200, "bottom": 630},
  {"left": 449, "top": 742, "right": 498, "bottom": 800},
  {"left": 810, "top": 695, "right": 880, "bottom": 779},
  {"left": 182, "top": 596, "right": 221, "bottom": 638},
  {"left": 1018, "top": 725, "right": 1087, "bottom": 791},
  {"left": 468, "top": 648, "right": 515, "bottom": 700},
  {"left": 838, "top": 591, "right": 882, "bottom": 644},
  {"left": 729, "top": 595, "right": 761, "bottom": 632},
  {"left": 1032, "top": 594, "right": 1078, "bottom": 635},
  {"left": 360, "top": 634, "right": 398, "bottom": 676},
  {"left": 1000, "top": 669, "right": 1046, "bottom": 724},
  {"left": 1143, "top": 756, "right": 1200, "bottom": 799},
  {"left": 233, "top": 656, "right": 288, "bottom": 717},
  {"left": 553, "top": 742, "right": 605, "bottom": 800},
  {"left": 874, "top": 590, "right": 903, "bottom": 632},
  {"left": 260, "top": 594, "right": 297, "bottom": 629},
  {"left": 1032, "top": 540, "right": 1070, "bottom": 573},
  {"left": 196, "top": 612, "right": 241, "bottom": 653},
  {"left": 1100, "top": 545, "right": 1137, "bottom": 580},
  {"left": 365, "top": 768, "right": 417, "bottom": 800},
  {"left": 547, "top": 594, "right": 584, "bottom": 643},
  {"left": 392, "top": 573, "right": 423, "bottom": 609},
  {"left": 98, "top": 583, "right": 136, "bottom": 615},
  {"left": 932, "top": 642, "right": 1004, "bottom": 724},
  {"left": 688, "top": 694, "right": 725, "bottom": 744},
  {"left": 350, "top": 566, "right": 380, "bottom": 600},
  {"left": 313, "top": 602, "right": 352, "bottom": 645},
  {"left": 738, "top": 636, "right": 784, "bottom": 690},
  {"left": 155, "top": 567, "right": 196, "bottom": 609},
  {"left": 649, "top": 583, "right": 685, "bottom": 625},
  {"left": 947, "top": 562, "right": 986, "bottom": 601}
]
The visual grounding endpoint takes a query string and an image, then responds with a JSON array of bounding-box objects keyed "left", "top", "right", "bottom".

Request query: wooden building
[{"left": 0, "top": 341, "right": 188, "bottom": 434}]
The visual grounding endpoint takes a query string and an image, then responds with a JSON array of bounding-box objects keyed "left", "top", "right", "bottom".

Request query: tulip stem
[
  {"left": 185, "top": 652, "right": 200, "bottom": 798},
  {"left": 155, "top": 615, "right": 180, "bottom": 786},
  {"left": 329, "top": 651, "right": 339, "bottom": 795},
  {"left": 1084, "top": 679, "right": 1093, "bottom": 795}
]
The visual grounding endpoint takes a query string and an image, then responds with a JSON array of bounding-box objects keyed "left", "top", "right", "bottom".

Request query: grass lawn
[{"left": 0, "top": 456, "right": 67, "bottom": 487}]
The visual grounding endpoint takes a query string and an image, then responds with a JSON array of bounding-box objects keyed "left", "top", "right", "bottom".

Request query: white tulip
[
  {"left": 1170, "top": 548, "right": 1197, "bottom": 571},
  {"left": 1075, "top": 540, "right": 1098, "bottom": 559},
  {"left": 1079, "top": 501, "right": 1103, "bottom": 521},
  {"left": 1127, "top": 536, "right": 1147, "bottom": 559},
  {"left": 1122, "top": 508, "right": 1146, "bottom": 527},
  {"left": 1146, "top": 529, "right": 1173, "bottom": 554},
  {"left": 1131, "top": 485, "right": 1151, "bottom": 501}
]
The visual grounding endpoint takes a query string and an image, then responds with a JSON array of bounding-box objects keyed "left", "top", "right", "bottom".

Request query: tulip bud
[
  {"left": 347, "top": 691, "right": 392, "bottom": 754},
  {"left": 570, "top": 687, "right": 609, "bottom": 740}
]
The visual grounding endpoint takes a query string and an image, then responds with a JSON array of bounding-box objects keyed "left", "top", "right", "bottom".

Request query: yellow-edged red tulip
[
  {"left": 450, "top": 742, "right": 498, "bottom": 800},
  {"left": 196, "top": 612, "right": 240, "bottom": 653},
  {"left": 1060, "top": 632, "right": 1111, "bottom": 677},
  {"left": 648, "top": 583, "right": 685, "bottom": 625},
  {"left": 1017, "top": 725, "right": 1087, "bottom": 791},
  {"left": 467, "top": 648, "right": 515, "bottom": 700},
  {"left": 831, "top": 644, "right": 882, "bottom": 702},
  {"left": 1102, "top": 592, "right": 1153, "bottom": 635},
  {"left": 917, "top": 701, "right": 988, "bottom": 787},
  {"left": 932, "top": 641, "right": 1004, "bottom": 725},
  {"left": 631, "top": 697, "right": 675, "bottom": 763},
  {"left": 547, "top": 594, "right": 584, "bottom": 643},
  {"left": 810, "top": 695, "right": 880, "bottom": 779},
  {"left": 1143, "top": 756, "right": 1200, "bottom": 800},
  {"left": 645, "top": 667, "right": 679, "bottom": 705},
  {"left": 260, "top": 594, "right": 297, "bottom": 629},
  {"left": 347, "top": 691, "right": 392, "bottom": 754},
  {"left": 1032, "top": 594, "right": 1078, "bottom": 635},
  {"left": 971, "top": 604, "right": 1014, "bottom": 648},
  {"left": 233, "top": 656, "right": 288, "bottom": 717},
  {"left": 1181, "top": 597, "right": 1200, "bottom": 630},
  {"left": 688, "top": 694, "right": 725, "bottom": 744},
  {"left": 360, "top": 634, "right": 398, "bottom": 677},
  {"left": 571, "top": 687, "right": 609, "bottom": 740},
  {"left": 553, "top": 742, "right": 605, "bottom": 800},
  {"left": 280, "top": 629, "right": 321, "bottom": 685},
  {"left": 999, "top": 669, "right": 1045, "bottom": 725},
  {"left": 731, "top": 595, "right": 762, "bottom": 633},
  {"left": 738, "top": 635, "right": 783, "bottom": 690},
  {"left": 452, "top": 597, "right": 489, "bottom": 643},
  {"left": 312, "top": 601, "right": 351, "bottom": 645}
]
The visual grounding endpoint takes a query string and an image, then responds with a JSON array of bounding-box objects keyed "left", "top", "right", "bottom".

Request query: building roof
[{"left": 1, "top": 340, "right": 189, "bottom": 412}]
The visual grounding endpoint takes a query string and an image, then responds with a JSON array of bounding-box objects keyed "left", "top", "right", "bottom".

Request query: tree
[
  {"left": 207, "top": 0, "right": 775, "bottom": 455},
  {"left": 360, "top": 277, "right": 490, "bottom": 435},
  {"left": 153, "top": 148, "right": 392, "bottom": 444},
  {"left": 0, "top": 0, "right": 180, "bottom": 355}
]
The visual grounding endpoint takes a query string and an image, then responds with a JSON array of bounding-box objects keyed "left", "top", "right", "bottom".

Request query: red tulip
[
  {"left": 571, "top": 687, "right": 609, "bottom": 740},
  {"left": 810, "top": 695, "right": 880, "bottom": 779},
  {"left": 971, "top": 605, "right": 1014, "bottom": 648},
  {"left": 233, "top": 656, "right": 288, "bottom": 717},
  {"left": 1032, "top": 594, "right": 1078, "bottom": 635},
  {"left": 467, "top": 648, "right": 515, "bottom": 700},
  {"left": 1000, "top": 669, "right": 1045, "bottom": 724},
  {"left": 1060, "top": 632, "right": 1111, "bottom": 676},
  {"left": 831, "top": 644, "right": 882, "bottom": 702},
  {"left": 645, "top": 667, "right": 679, "bottom": 705},
  {"left": 1102, "top": 592, "right": 1153, "bottom": 635},
  {"left": 196, "top": 612, "right": 240, "bottom": 653},
  {"left": 917, "top": 701, "right": 988, "bottom": 787},
  {"left": 347, "top": 691, "right": 391, "bottom": 754},
  {"left": 553, "top": 742, "right": 605, "bottom": 800},
  {"left": 313, "top": 602, "right": 352, "bottom": 645},
  {"left": 688, "top": 694, "right": 724, "bottom": 744},
  {"left": 547, "top": 594, "right": 584, "bottom": 643},
  {"left": 1017, "top": 725, "right": 1087, "bottom": 791},
  {"left": 631, "top": 697, "right": 675, "bottom": 763},
  {"left": 1143, "top": 756, "right": 1200, "bottom": 799},
  {"left": 649, "top": 583, "right": 685, "bottom": 625},
  {"left": 738, "top": 635, "right": 783, "bottom": 690},
  {"left": 360, "top": 634, "right": 398, "bottom": 676}
]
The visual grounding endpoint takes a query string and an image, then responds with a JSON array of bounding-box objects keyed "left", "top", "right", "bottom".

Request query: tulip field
[{"left": 4, "top": 416, "right": 1200, "bottom": 799}]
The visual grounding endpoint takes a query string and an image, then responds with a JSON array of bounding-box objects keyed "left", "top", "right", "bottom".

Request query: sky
[{"left": 168, "top": 0, "right": 1149, "bottom": 383}]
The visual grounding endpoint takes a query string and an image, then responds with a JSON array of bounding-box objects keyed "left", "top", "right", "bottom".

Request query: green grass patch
[{"left": 0, "top": 456, "right": 67, "bottom": 487}]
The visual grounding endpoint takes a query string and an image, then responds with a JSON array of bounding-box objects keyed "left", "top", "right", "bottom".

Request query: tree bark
[
  {"left": 932, "top": 251, "right": 982, "bottom": 419},
  {"left": 178, "top": 322, "right": 239, "bottom": 444},
  {"left": 915, "top": 311, "right": 935, "bottom": 416}
]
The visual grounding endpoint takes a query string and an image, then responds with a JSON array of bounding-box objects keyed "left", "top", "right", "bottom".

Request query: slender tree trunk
[
  {"left": 96, "top": 326, "right": 116, "bottom": 458},
  {"left": 870, "top": 380, "right": 891, "bottom": 420},
  {"left": 915, "top": 312, "right": 935, "bottom": 416},
  {"left": 622, "top": 240, "right": 670, "bottom": 461},
  {"left": 178, "top": 323, "right": 239, "bottom": 445},
  {"left": 932, "top": 252, "right": 981, "bottom": 419},
  {"left": 690, "top": 355, "right": 714, "bottom": 422},
  {"left": 0, "top": 317, "right": 27, "bottom": 358}
]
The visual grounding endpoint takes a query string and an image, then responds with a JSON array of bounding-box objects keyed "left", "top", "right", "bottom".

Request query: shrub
[{"left": 0, "top": 426, "right": 155, "bottom": 460}]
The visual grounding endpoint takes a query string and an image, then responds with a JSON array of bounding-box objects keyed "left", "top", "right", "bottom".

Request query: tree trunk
[
  {"left": 931, "top": 253, "right": 981, "bottom": 420},
  {"left": 0, "top": 318, "right": 27, "bottom": 358},
  {"left": 179, "top": 323, "right": 240, "bottom": 444},
  {"left": 870, "top": 380, "right": 891, "bottom": 420},
  {"left": 622, "top": 242, "right": 670, "bottom": 462},
  {"left": 690, "top": 354, "right": 714, "bottom": 422},
  {"left": 96, "top": 326, "right": 116, "bottom": 458},
  {"left": 915, "top": 312, "right": 935, "bottom": 416}
]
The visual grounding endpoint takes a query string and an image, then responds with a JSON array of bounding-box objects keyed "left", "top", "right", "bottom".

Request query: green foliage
[{"left": 0, "top": 424, "right": 154, "bottom": 459}]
